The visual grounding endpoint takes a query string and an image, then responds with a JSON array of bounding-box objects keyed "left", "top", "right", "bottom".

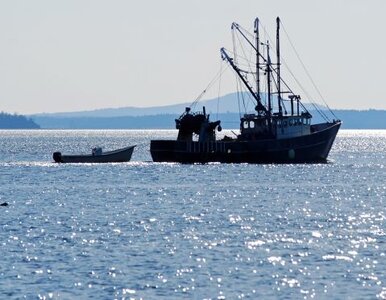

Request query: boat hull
[
  {"left": 53, "top": 145, "right": 136, "bottom": 163},
  {"left": 150, "top": 122, "right": 341, "bottom": 163}
]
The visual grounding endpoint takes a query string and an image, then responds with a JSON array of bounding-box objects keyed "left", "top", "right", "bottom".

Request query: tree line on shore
[{"left": 0, "top": 112, "right": 40, "bottom": 129}]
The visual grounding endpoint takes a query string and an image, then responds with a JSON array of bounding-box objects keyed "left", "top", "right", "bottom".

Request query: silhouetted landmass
[
  {"left": 0, "top": 112, "right": 40, "bottom": 129},
  {"left": 31, "top": 92, "right": 326, "bottom": 118},
  {"left": 30, "top": 92, "right": 386, "bottom": 129},
  {"left": 32, "top": 110, "right": 386, "bottom": 129},
  {"left": 31, "top": 93, "right": 248, "bottom": 118}
]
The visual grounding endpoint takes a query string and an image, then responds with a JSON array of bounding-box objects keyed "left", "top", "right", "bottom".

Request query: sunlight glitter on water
[{"left": 0, "top": 130, "right": 385, "bottom": 299}]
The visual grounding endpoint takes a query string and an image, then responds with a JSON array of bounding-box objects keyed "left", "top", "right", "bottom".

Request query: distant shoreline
[
  {"left": 4, "top": 92, "right": 383, "bottom": 129},
  {"left": 30, "top": 110, "right": 386, "bottom": 130},
  {"left": 27, "top": 92, "right": 386, "bottom": 130},
  {"left": 0, "top": 112, "right": 40, "bottom": 129}
]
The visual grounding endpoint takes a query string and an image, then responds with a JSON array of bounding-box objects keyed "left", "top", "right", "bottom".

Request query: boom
[{"left": 220, "top": 47, "right": 267, "bottom": 114}]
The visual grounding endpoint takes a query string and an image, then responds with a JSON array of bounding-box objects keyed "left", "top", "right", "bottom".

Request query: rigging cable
[
  {"left": 233, "top": 29, "right": 261, "bottom": 113},
  {"left": 280, "top": 59, "right": 330, "bottom": 122},
  {"left": 216, "top": 61, "right": 223, "bottom": 120},
  {"left": 233, "top": 26, "right": 244, "bottom": 118},
  {"left": 190, "top": 60, "right": 228, "bottom": 111},
  {"left": 251, "top": 20, "right": 328, "bottom": 120},
  {"left": 232, "top": 27, "right": 247, "bottom": 115},
  {"left": 281, "top": 21, "right": 338, "bottom": 120},
  {"left": 236, "top": 77, "right": 242, "bottom": 119},
  {"left": 235, "top": 29, "right": 256, "bottom": 84}
]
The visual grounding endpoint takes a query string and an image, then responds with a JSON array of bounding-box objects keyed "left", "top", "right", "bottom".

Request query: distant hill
[
  {"left": 31, "top": 110, "right": 386, "bottom": 130},
  {"left": 0, "top": 112, "right": 40, "bottom": 129},
  {"left": 32, "top": 93, "right": 245, "bottom": 118},
  {"left": 31, "top": 92, "right": 325, "bottom": 118},
  {"left": 29, "top": 93, "right": 386, "bottom": 129}
]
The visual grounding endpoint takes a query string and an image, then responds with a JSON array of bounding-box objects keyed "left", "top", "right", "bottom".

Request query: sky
[{"left": 1, "top": 0, "right": 385, "bottom": 114}]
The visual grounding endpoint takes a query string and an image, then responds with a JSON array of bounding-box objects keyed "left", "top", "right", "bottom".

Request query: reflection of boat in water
[
  {"left": 53, "top": 145, "right": 135, "bottom": 163},
  {"left": 150, "top": 17, "right": 341, "bottom": 163}
]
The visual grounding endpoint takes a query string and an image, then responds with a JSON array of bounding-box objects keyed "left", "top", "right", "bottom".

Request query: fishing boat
[
  {"left": 53, "top": 145, "right": 136, "bottom": 163},
  {"left": 150, "top": 17, "right": 341, "bottom": 163}
]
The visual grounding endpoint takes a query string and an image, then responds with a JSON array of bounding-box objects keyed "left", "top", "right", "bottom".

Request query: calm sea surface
[{"left": 0, "top": 129, "right": 385, "bottom": 299}]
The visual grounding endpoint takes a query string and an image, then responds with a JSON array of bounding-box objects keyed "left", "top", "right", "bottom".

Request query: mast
[
  {"left": 266, "top": 42, "right": 272, "bottom": 118},
  {"left": 276, "top": 17, "right": 282, "bottom": 115},
  {"left": 254, "top": 18, "right": 260, "bottom": 105},
  {"left": 266, "top": 42, "right": 273, "bottom": 134}
]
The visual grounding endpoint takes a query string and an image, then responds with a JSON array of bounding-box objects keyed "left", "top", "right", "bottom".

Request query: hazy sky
[{"left": 1, "top": 0, "right": 385, "bottom": 114}]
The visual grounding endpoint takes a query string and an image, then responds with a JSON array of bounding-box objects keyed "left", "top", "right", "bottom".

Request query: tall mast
[
  {"left": 276, "top": 17, "right": 282, "bottom": 115},
  {"left": 254, "top": 18, "right": 260, "bottom": 106},
  {"left": 266, "top": 42, "right": 273, "bottom": 134},
  {"left": 266, "top": 42, "right": 272, "bottom": 117}
]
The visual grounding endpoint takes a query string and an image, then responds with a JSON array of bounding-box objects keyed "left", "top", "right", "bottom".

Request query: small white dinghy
[{"left": 53, "top": 145, "right": 136, "bottom": 163}]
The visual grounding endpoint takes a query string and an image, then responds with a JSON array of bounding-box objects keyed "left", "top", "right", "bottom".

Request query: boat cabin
[
  {"left": 274, "top": 114, "right": 311, "bottom": 139},
  {"left": 240, "top": 114, "right": 270, "bottom": 139},
  {"left": 240, "top": 112, "right": 311, "bottom": 140}
]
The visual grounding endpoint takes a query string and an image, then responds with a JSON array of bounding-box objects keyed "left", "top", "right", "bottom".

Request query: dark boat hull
[
  {"left": 150, "top": 122, "right": 341, "bottom": 163},
  {"left": 53, "top": 145, "right": 136, "bottom": 163}
]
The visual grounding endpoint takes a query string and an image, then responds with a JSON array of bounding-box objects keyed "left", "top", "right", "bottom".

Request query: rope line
[
  {"left": 281, "top": 21, "right": 338, "bottom": 120},
  {"left": 190, "top": 60, "right": 228, "bottom": 111}
]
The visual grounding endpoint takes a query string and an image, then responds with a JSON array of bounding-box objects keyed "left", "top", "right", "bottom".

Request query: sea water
[{"left": 0, "top": 129, "right": 385, "bottom": 299}]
